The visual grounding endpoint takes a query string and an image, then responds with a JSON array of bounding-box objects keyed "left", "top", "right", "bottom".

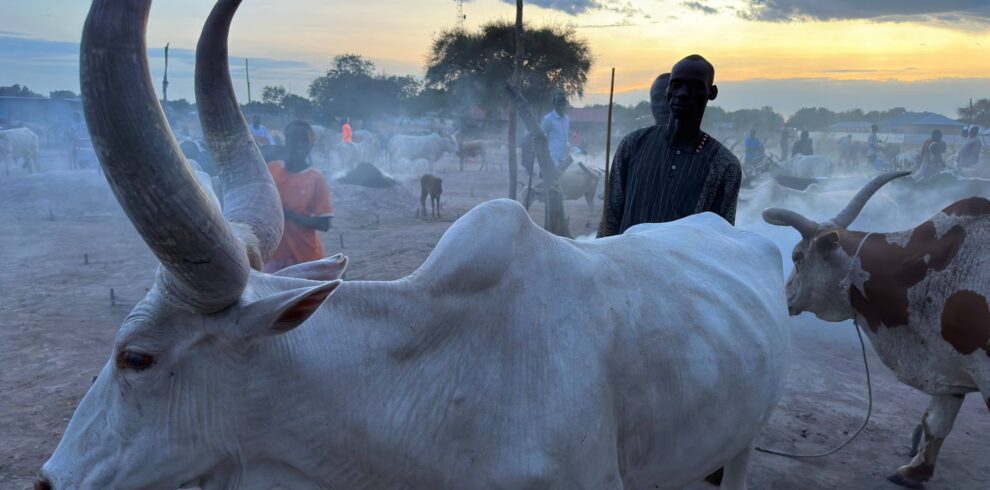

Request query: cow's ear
[
  {"left": 238, "top": 280, "right": 340, "bottom": 338},
  {"left": 815, "top": 231, "right": 840, "bottom": 254}
]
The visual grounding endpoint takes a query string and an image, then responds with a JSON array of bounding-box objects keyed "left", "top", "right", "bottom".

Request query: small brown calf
[{"left": 420, "top": 174, "right": 443, "bottom": 219}]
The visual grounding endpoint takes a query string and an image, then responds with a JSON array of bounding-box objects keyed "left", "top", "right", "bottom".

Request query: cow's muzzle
[
  {"left": 34, "top": 478, "right": 52, "bottom": 490},
  {"left": 787, "top": 306, "right": 800, "bottom": 316}
]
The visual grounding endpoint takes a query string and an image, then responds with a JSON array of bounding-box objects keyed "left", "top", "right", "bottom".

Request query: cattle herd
[{"left": 2, "top": 1, "right": 988, "bottom": 489}]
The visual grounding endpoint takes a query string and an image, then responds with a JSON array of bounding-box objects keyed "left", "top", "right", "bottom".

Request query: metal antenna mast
[{"left": 454, "top": 0, "right": 466, "bottom": 29}]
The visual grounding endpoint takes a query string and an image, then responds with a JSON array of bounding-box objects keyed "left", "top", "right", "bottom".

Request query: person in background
[
  {"left": 791, "top": 130, "right": 813, "bottom": 157},
  {"left": 650, "top": 72, "right": 671, "bottom": 126},
  {"left": 837, "top": 134, "right": 853, "bottom": 169},
  {"left": 915, "top": 129, "right": 946, "bottom": 181},
  {"left": 958, "top": 126, "right": 982, "bottom": 168},
  {"left": 779, "top": 124, "right": 790, "bottom": 161},
  {"left": 743, "top": 128, "right": 764, "bottom": 167},
  {"left": 342, "top": 117, "right": 353, "bottom": 144},
  {"left": 250, "top": 115, "right": 276, "bottom": 146},
  {"left": 540, "top": 92, "right": 571, "bottom": 169},
  {"left": 867, "top": 124, "right": 884, "bottom": 169},
  {"left": 598, "top": 54, "right": 742, "bottom": 239},
  {"left": 263, "top": 120, "right": 334, "bottom": 273}
]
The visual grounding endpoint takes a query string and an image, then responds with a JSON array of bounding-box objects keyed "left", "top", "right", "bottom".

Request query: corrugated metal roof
[{"left": 880, "top": 111, "right": 964, "bottom": 127}]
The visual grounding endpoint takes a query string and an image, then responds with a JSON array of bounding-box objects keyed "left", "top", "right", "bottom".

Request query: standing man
[
  {"left": 791, "top": 130, "right": 813, "bottom": 156},
  {"left": 342, "top": 117, "right": 353, "bottom": 144},
  {"left": 779, "top": 124, "right": 790, "bottom": 161},
  {"left": 915, "top": 129, "right": 947, "bottom": 181},
  {"left": 650, "top": 73, "right": 671, "bottom": 126},
  {"left": 541, "top": 92, "right": 570, "bottom": 170},
  {"left": 744, "top": 128, "right": 765, "bottom": 167},
  {"left": 250, "top": 114, "right": 276, "bottom": 146},
  {"left": 867, "top": 124, "right": 884, "bottom": 169},
  {"left": 598, "top": 54, "right": 742, "bottom": 237},
  {"left": 958, "top": 126, "right": 982, "bottom": 168},
  {"left": 263, "top": 120, "right": 334, "bottom": 273}
]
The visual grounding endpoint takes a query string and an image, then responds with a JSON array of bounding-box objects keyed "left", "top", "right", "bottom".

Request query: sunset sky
[{"left": 2, "top": 0, "right": 988, "bottom": 116}]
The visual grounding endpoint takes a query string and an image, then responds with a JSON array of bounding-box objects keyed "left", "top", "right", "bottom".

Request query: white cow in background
[
  {"left": 0, "top": 127, "right": 40, "bottom": 174},
  {"left": 779, "top": 154, "right": 833, "bottom": 178},
  {"left": 38, "top": 2, "right": 791, "bottom": 489},
  {"left": 334, "top": 129, "right": 382, "bottom": 171},
  {"left": 388, "top": 132, "right": 457, "bottom": 168},
  {"left": 310, "top": 124, "right": 340, "bottom": 165}
]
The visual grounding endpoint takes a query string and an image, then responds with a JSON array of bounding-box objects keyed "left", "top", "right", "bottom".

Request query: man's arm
[
  {"left": 596, "top": 134, "right": 633, "bottom": 238},
  {"left": 710, "top": 158, "right": 742, "bottom": 225}
]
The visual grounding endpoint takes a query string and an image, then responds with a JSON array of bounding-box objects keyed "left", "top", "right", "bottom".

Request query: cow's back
[
  {"left": 411, "top": 203, "right": 790, "bottom": 486},
  {"left": 595, "top": 214, "right": 790, "bottom": 487}
]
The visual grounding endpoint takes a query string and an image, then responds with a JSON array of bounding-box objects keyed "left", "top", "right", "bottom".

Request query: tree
[
  {"left": 261, "top": 85, "right": 288, "bottom": 106},
  {"left": 281, "top": 94, "right": 313, "bottom": 120},
  {"left": 425, "top": 20, "right": 593, "bottom": 115},
  {"left": 165, "top": 98, "right": 195, "bottom": 114},
  {"left": 0, "top": 84, "right": 43, "bottom": 98},
  {"left": 309, "top": 54, "right": 419, "bottom": 122},
  {"left": 49, "top": 90, "right": 78, "bottom": 100},
  {"left": 958, "top": 98, "right": 990, "bottom": 126},
  {"left": 787, "top": 107, "right": 836, "bottom": 131},
  {"left": 863, "top": 107, "right": 906, "bottom": 123}
]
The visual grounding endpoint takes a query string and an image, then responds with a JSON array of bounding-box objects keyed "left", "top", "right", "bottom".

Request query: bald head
[
  {"left": 667, "top": 54, "right": 717, "bottom": 124},
  {"left": 650, "top": 73, "right": 671, "bottom": 125}
]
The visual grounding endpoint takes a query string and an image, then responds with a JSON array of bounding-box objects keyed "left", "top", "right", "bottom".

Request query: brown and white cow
[{"left": 763, "top": 171, "right": 990, "bottom": 488}]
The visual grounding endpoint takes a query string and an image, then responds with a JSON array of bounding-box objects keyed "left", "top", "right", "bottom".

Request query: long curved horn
[
  {"left": 828, "top": 171, "right": 910, "bottom": 229},
  {"left": 81, "top": 0, "right": 249, "bottom": 312},
  {"left": 196, "top": 0, "right": 283, "bottom": 268},
  {"left": 762, "top": 208, "right": 819, "bottom": 238}
]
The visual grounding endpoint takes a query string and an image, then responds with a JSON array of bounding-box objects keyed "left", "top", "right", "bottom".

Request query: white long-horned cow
[
  {"left": 763, "top": 171, "right": 990, "bottom": 489},
  {"left": 0, "top": 127, "right": 40, "bottom": 174},
  {"left": 37, "top": 1, "right": 791, "bottom": 489}
]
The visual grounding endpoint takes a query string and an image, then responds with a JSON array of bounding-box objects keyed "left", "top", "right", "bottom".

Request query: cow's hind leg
[
  {"left": 718, "top": 444, "right": 753, "bottom": 490},
  {"left": 887, "top": 394, "right": 964, "bottom": 488}
]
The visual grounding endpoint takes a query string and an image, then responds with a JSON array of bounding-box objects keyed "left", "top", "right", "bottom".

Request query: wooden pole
[
  {"left": 602, "top": 68, "right": 616, "bottom": 213},
  {"left": 507, "top": 0, "right": 524, "bottom": 201},
  {"left": 245, "top": 58, "right": 252, "bottom": 103},
  {"left": 162, "top": 43, "right": 170, "bottom": 103}
]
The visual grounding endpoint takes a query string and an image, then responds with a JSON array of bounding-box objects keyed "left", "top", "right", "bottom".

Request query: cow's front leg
[{"left": 887, "top": 394, "right": 964, "bottom": 488}]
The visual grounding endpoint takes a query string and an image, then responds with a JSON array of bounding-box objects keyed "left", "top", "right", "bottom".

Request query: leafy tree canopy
[
  {"left": 309, "top": 54, "right": 419, "bottom": 123},
  {"left": 425, "top": 21, "right": 593, "bottom": 114},
  {"left": 0, "top": 84, "right": 43, "bottom": 98}
]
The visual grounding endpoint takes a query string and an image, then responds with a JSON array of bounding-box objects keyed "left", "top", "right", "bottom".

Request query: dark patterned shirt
[{"left": 597, "top": 125, "right": 741, "bottom": 237}]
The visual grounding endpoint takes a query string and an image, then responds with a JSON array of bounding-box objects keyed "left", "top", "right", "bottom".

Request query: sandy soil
[{"left": 1, "top": 149, "right": 987, "bottom": 489}]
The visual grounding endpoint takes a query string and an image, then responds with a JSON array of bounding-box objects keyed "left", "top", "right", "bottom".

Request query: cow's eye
[{"left": 116, "top": 350, "right": 155, "bottom": 371}]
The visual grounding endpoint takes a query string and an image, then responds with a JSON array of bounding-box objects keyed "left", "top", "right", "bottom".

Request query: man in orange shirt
[
  {"left": 263, "top": 120, "right": 334, "bottom": 273},
  {"left": 341, "top": 117, "right": 353, "bottom": 144}
]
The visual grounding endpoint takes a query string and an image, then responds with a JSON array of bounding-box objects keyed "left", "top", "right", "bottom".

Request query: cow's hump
[{"left": 414, "top": 199, "right": 537, "bottom": 295}]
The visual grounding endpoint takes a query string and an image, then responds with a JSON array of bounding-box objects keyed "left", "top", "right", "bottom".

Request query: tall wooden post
[
  {"left": 245, "top": 58, "right": 252, "bottom": 103},
  {"left": 506, "top": 0, "right": 524, "bottom": 201},
  {"left": 162, "top": 43, "right": 169, "bottom": 103}
]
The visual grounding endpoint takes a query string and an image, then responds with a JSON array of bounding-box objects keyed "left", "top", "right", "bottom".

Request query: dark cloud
[
  {"left": 739, "top": 0, "right": 990, "bottom": 26},
  {"left": 493, "top": 0, "right": 649, "bottom": 19},
  {"left": 498, "top": 0, "right": 601, "bottom": 15},
  {"left": 683, "top": 1, "right": 719, "bottom": 15}
]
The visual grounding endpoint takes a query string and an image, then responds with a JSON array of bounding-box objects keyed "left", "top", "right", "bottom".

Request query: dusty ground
[{"left": 1, "top": 149, "right": 987, "bottom": 489}]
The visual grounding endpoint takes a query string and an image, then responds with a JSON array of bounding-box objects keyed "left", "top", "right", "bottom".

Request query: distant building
[
  {"left": 0, "top": 96, "right": 82, "bottom": 128},
  {"left": 828, "top": 121, "right": 873, "bottom": 133},
  {"left": 879, "top": 112, "right": 966, "bottom": 145}
]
